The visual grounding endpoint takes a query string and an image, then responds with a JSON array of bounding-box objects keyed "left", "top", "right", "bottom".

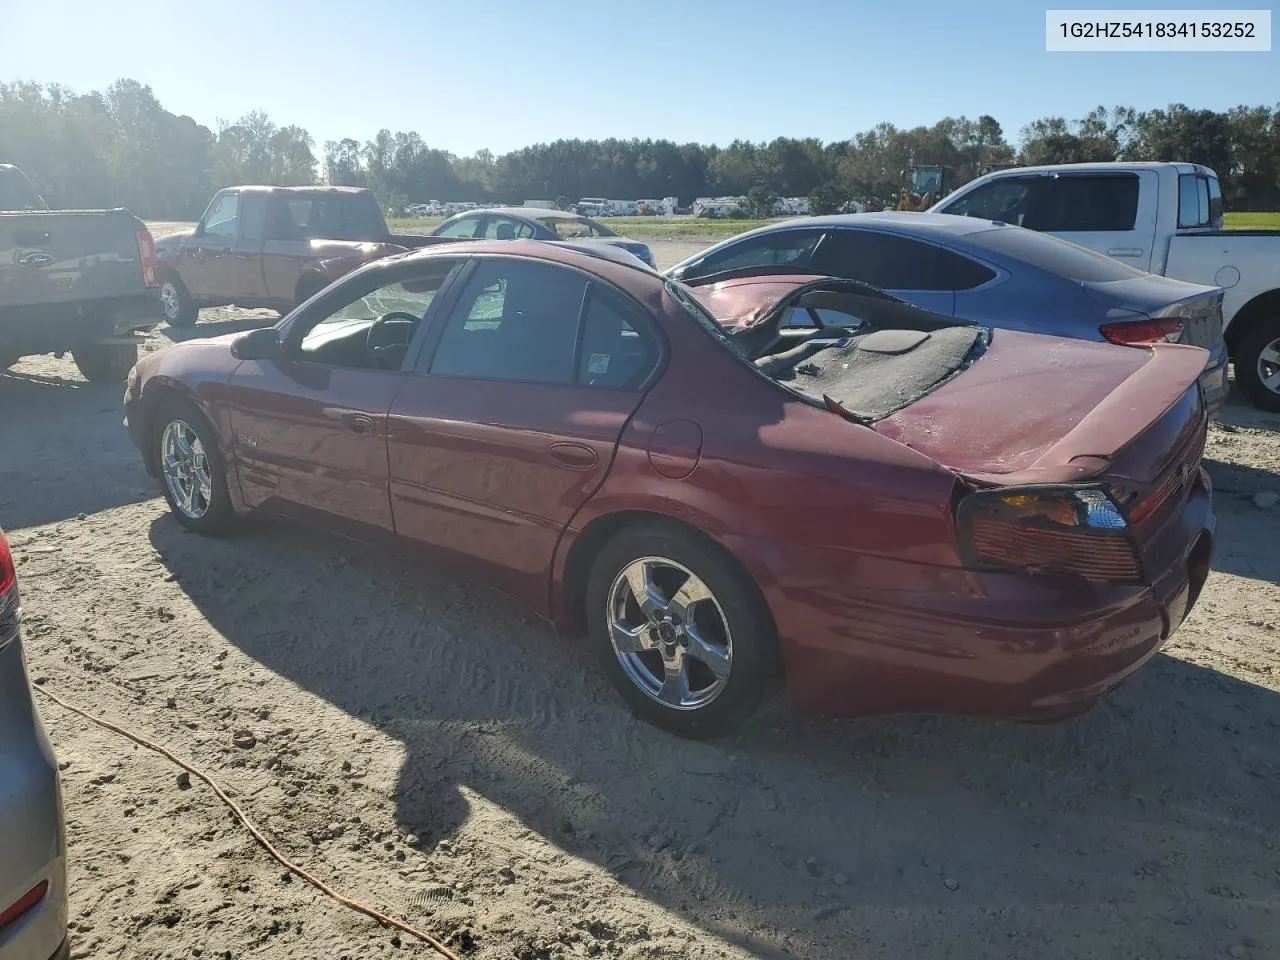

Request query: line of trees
[{"left": 2, "top": 78, "right": 1278, "bottom": 219}]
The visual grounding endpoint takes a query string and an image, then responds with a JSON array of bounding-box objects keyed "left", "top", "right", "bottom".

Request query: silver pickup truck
[{"left": 1, "top": 163, "right": 161, "bottom": 382}]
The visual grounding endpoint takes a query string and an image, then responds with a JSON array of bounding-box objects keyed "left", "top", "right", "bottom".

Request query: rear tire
[
  {"left": 72, "top": 342, "right": 138, "bottom": 383},
  {"left": 586, "top": 521, "right": 777, "bottom": 738},
  {"left": 150, "top": 398, "right": 235, "bottom": 535},
  {"left": 160, "top": 275, "right": 199, "bottom": 328},
  {"left": 1234, "top": 316, "right": 1280, "bottom": 413}
]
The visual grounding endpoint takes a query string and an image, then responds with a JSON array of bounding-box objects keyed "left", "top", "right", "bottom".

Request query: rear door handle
[
  {"left": 548, "top": 442, "right": 598, "bottom": 470},
  {"left": 17, "top": 252, "right": 54, "bottom": 267},
  {"left": 1106, "top": 248, "right": 1144, "bottom": 257},
  {"left": 343, "top": 414, "right": 378, "bottom": 437}
]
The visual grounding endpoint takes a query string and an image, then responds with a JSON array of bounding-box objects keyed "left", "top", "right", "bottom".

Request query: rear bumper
[
  {"left": 0, "top": 637, "right": 69, "bottom": 960},
  {"left": 0, "top": 289, "right": 160, "bottom": 356},
  {"left": 1199, "top": 345, "right": 1229, "bottom": 417},
  {"left": 760, "top": 474, "right": 1214, "bottom": 719}
]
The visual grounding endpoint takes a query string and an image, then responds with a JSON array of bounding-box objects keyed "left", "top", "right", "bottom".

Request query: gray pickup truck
[{"left": 1, "top": 163, "right": 161, "bottom": 382}]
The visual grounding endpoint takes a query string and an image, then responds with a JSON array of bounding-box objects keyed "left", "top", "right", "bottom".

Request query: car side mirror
[{"left": 231, "top": 327, "right": 281, "bottom": 362}]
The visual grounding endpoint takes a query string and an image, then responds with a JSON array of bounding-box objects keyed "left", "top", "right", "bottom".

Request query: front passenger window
[
  {"left": 295, "top": 266, "right": 453, "bottom": 370},
  {"left": 683, "top": 229, "right": 825, "bottom": 280},
  {"left": 201, "top": 194, "right": 239, "bottom": 240}
]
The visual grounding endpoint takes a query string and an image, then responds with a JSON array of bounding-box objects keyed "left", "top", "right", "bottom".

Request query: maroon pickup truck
[{"left": 153, "top": 185, "right": 453, "bottom": 327}]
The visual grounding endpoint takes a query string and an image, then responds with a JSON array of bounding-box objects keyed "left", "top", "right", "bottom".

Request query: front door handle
[
  {"left": 1106, "top": 248, "right": 1144, "bottom": 258},
  {"left": 343, "top": 414, "right": 378, "bottom": 437},
  {"left": 548, "top": 442, "right": 598, "bottom": 470},
  {"left": 17, "top": 252, "right": 55, "bottom": 267}
]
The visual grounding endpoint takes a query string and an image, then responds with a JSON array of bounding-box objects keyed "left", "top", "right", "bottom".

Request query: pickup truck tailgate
[{"left": 1, "top": 209, "right": 148, "bottom": 308}]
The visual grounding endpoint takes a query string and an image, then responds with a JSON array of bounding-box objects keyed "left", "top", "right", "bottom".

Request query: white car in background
[{"left": 934, "top": 161, "right": 1280, "bottom": 410}]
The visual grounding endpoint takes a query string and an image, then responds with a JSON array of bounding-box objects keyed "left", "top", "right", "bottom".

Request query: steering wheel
[{"left": 366, "top": 311, "right": 420, "bottom": 369}]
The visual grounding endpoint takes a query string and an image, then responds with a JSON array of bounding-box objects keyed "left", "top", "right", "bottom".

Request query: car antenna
[{"left": 822, "top": 393, "right": 874, "bottom": 426}]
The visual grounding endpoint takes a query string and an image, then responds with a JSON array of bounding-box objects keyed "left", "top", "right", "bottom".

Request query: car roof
[
  {"left": 451, "top": 207, "right": 582, "bottom": 220},
  {"left": 968, "top": 160, "right": 1203, "bottom": 176},
  {"left": 234, "top": 184, "right": 371, "bottom": 195},
  {"left": 400, "top": 238, "right": 655, "bottom": 280},
  {"left": 794, "top": 211, "right": 1000, "bottom": 237}
]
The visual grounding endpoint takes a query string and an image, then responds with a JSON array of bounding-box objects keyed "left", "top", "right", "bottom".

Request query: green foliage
[{"left": 4, "top": 79, "right": 1280, "bottom": 218}]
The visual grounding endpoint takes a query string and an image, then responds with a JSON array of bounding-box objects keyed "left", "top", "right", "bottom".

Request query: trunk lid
[
  {"left": 873, "top": 329, "right": 1208, "bottom": 486},
  {"left": 1084, "top": 275, "right": 1224, "bottom": 351}
]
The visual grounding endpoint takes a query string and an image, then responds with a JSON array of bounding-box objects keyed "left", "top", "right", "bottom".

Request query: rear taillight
[
  {"left": 0, "top": 529, "right": 18, "bottom": 649},
  {"left": 0, "top": 881, "right": 47, "bottom": 931},
  {"left": 1099, "top": 318, "right": 1182, "bottom": 346},
  {"left": 136, "top": 228, "right": 159, "bottom": 287},
  {"left": 956, "top": 485, "right": 1143, "bottom": 583},
  {"left": 0, "top": 529, "right": 14, "bottom": 597}
]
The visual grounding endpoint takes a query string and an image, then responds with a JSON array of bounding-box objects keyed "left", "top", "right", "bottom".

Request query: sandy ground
[{"left": 2, "top": 235, "right": 1279, "bottom": 960}]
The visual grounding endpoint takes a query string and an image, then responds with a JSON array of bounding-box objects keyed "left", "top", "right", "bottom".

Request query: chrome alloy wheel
[
  {"left": 161, "top": 419, "right": 212, "bottom": 519},
  {"left": 160, "top": 281, "right": 181, "bottom": 321},
  {"left": 1257, "top": 335, "right": 1280, "bottom": 396},
  {"left": 607, "top": 556, "right": 733, "bottom": 710}
]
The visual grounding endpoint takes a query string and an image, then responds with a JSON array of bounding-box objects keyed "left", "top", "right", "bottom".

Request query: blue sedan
[{"left": 667, "top": 212, "right": 1228, "bottom": 412}]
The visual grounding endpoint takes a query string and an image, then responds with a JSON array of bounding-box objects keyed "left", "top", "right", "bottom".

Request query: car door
[
  {"left": 180, "top": 191, "right": 240, "bottom": 298},
  {"left": 387, "top": 255, "right": 661, "bottom": 611},
  {"left": 809, "top": 228, "right": 959, "bottom": 314},
  {"left": 225, "top": 257, "right": 464, "bottom": 534},
  {"left": 234, "top": 192, "right": 269, "bottom": 302}
]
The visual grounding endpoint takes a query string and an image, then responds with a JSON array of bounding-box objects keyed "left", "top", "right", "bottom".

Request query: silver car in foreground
[
  {"left": 0, "top": 528, "right": 68, "bottom": 960},
  {"left": 667, "top": 212, "right": 1229, "bottom": 414}
]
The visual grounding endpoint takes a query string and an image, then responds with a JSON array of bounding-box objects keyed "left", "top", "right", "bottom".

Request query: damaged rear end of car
[{"left": 684, "top": 273, "right": 1215, "bottom": 718}]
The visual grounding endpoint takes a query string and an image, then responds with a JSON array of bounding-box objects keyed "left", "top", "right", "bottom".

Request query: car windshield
[
  {"left": 964, "top": 225, "right": 1146, "bottom": 283},
  {"left": 537, "top": 216, "right": 616, "bottom": 239}
]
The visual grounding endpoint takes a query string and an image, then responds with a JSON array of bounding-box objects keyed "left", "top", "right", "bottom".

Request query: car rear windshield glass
[{"left": 964, "top": 226, "right": 1146, "bottom": 283}]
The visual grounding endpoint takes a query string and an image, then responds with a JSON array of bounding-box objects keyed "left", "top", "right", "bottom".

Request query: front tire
[
  {"left": 586, "top": 522, "right": 777, "bottom": 738},
  {"left": 72, "top": 342, "right": 138, "bottom": 383},
  {"left": 151, "top": 399, "right": 234, "bottom": 535},
  {"left": 1234, "top": 316, "right": 1280, "bottom": 413},
  {"left": 159, "top": 275, "right": 199, "bottom": 328}
]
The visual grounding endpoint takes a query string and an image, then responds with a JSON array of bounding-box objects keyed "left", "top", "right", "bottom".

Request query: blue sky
[{"left": 2, "top": 0, "right": 1275, "bottom": 156}]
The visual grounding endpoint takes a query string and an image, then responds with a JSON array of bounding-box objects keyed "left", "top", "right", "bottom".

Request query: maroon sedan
[{"left": 123, "top": 240, "right": 1214, "bottom": 737}]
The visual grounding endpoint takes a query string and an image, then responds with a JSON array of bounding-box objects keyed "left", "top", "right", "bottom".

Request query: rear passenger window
[
  {"left": 578, "top": 286, "right": 657, "bottom": 389},
  {"left": 240, "top": 194, "right": 266, "bottom": 242},
  {"left": 935, "top": 248, "right": 996, "bottom": 289},
  {"left": 1024, "top": 175, "right": 1139, "bottom": 232},
  {"left": 429, "top": 259, "right": 588, "bottom": 383},
  {"left": 813, "top": 230, "right": 951, "bottom": 290}
]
